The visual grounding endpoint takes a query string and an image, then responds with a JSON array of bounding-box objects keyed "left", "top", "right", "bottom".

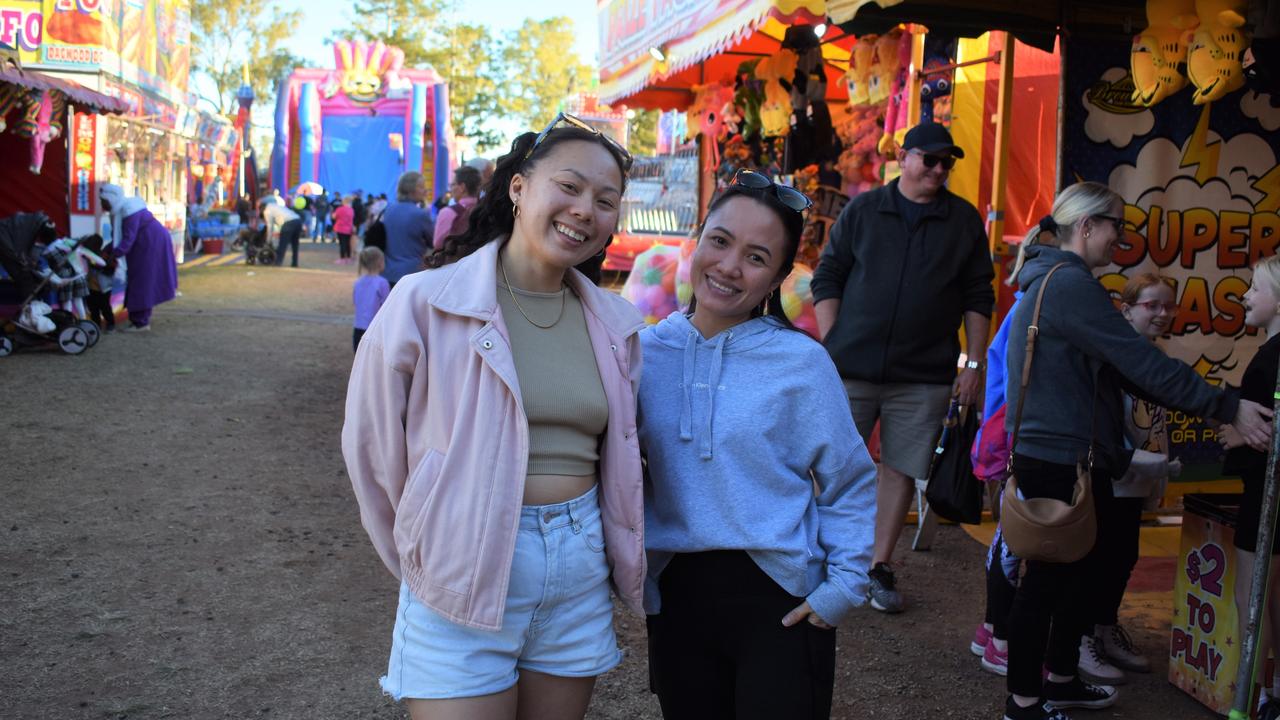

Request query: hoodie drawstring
[
  {"left": 679, "top": 330, "right": 696, "bottom": 441},
  {"left": 701, "top": 331, "right": 729, "bottom": 459}
]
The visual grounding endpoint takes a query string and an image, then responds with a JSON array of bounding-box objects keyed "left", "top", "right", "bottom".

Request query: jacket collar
[
  {"left": 876, "top": 178, "right": 952, "bottom": 221},
  {"left": 430, "top": 237, "right": 643, "bottom": 336}
]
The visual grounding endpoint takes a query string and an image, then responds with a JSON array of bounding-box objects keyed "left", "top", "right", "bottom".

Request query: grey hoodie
[{"left": 1005, "top": 246, "right": 1238, "bottom": 468}]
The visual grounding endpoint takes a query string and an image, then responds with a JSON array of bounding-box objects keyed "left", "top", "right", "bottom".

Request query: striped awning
[
  {"left": 0, "top": 65, "right": 130, "bottom": 114},
  {"left": 598, "top": 0, "right": 828, "bottom": 107}
]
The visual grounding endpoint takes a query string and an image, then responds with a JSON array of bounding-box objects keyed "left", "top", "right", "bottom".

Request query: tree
[
  {"left": 627, "top": 109, "right": 660, "bottom": 156},
  {"left": 440, "top": 23, "right": 503, "bottom": 152},
  {"left": 498, "top": 18, "right": 593, "bottom": 130},
  {"left": 190, "top": 0, "right": 302, "bottom": 115}
]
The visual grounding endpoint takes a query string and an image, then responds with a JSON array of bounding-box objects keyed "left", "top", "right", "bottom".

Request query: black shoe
[
  {"left": 866, "top": 562, "right": 904, "bottom": 613},
  {"left": 1003, "top": 696, "right": 1071, "bottom": 720},
  {"left": 1043, "top": 677, "right": 1118, "bottom": 710}
]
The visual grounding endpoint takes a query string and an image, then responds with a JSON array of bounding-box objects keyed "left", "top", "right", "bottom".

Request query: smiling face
[
  {"left": 1244, "top": 275, "right": 1280, "bottom": 330},
  {"left": 897, "top": 149, "right": 952, "bottom": 200},
  {"left": 1122, "top": 282, "right": 1176, "bottom": 339},
  {"left": 1073, "top": 199, "right": 1126, "bottom": 268},
  {"left": 508, "top": 139, "right": 623, "bottom": 273},
  {"left": 689, "top": 195, "right": 789, "bottom": 338}
]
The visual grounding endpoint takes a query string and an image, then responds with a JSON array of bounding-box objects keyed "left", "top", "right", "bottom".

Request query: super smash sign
[{"left": 1066, "top": 42, "right": 1280, "bottom": 469}]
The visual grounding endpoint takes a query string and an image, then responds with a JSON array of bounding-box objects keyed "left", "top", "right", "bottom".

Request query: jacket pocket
[{"left": 396, "top": 449, "right": 444, "bottom": 547}]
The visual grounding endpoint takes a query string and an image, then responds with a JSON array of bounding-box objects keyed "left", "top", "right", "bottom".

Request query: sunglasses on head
[
  {"left": 910, "top": 150, "right": 956, "bottom": 170},
  {"left": 730, "top": 170, "right": 813, "bottom": 213},
  {"left": 525, "top": 112, "right": 635, "bottom": 173}
]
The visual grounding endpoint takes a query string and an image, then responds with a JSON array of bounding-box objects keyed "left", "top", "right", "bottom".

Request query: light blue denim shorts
[{"left": 380, "top": 485, "right": 623, "bottom": 699}]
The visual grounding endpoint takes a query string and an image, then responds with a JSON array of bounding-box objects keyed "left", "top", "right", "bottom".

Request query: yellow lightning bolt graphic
[
  {"left": 1253, "top": 163, "right": 1280, "bottom": 213},
  {"left": 1179, "top": 103, "right": 1221, "bottom": 185}
]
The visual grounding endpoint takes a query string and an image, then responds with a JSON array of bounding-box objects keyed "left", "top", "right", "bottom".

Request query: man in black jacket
[{"left": 812, "top": 122, "right": 995, "bottom": 614}]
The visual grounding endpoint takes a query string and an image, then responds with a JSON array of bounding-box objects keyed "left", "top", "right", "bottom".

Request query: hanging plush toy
[
  {"left": 754, "top": 51, "right": 799, "bottom": 138},
  {"left": 734, "top": 59, "right": 766, "bottom": 140},
  {"left": 879, "top": 30, "right": 915, "bottom": 155},
  {"left": 840, "top": 39, "right": 876, "bottom": 107},
  {"left": 1185, "top": 0, "right": 1248, "bottom": 104},
  {"left": 1130, "top": 0, "right": 1199, "bottom": 106},
  {"left": 919, "top": 55, "right": 954, "bottom": 123},
  {"left": 13, "top": 89, "right": 59, "bottom": 173},
  {"left": 868, "top": 31, "right": 903, "bottom": 105},
  {"left": 782, "top": 24, "right": 837, "bottom": 171},
  {"left": 687, "top": 82, "right": 735, "bottom": 169},
  {"left": 0, "top": 82, "right": 25, "bottom": 133},
  {"left": 620, "top": 244, "right": 680, "bottom": 325}
]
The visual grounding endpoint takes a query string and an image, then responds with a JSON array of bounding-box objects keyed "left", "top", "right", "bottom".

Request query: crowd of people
[{"left": 334, "top": 117, "right": 1278, "bottom": 720}]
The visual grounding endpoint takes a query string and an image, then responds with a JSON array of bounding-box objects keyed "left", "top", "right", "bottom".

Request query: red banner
[{"left": 71, "top": 110, "right": 95, "bottom": 214}]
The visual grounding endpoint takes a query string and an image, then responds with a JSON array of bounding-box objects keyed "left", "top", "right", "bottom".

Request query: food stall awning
[
  {"left": 827, "top": 0, "right": 1147, "bottom": 52},
  {"left": 0, "top": 65, "right": 130, "bottom": 114},
  {"left": 599, "top": 0, "right": 846, "bottom": 110}
]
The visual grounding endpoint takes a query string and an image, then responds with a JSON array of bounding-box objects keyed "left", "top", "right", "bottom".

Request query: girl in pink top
[
  {"left": 343, "top": 117, "right": 640, "bottom": 719},
  {"left": 332, "top": 197, "right": 355, "bottom": 264}
]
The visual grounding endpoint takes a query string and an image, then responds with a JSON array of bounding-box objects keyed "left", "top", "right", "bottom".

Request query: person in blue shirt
[
  {"left": 380, "top": 172, "right": 435, "bottom": 286},
  {"left": 638, "top": 171, "right": 877, "bottom": 719}
]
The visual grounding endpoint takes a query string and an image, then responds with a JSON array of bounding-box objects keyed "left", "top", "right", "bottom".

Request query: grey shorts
[{"left": 844, "top": 380, "right": 953, "bottom": 479}]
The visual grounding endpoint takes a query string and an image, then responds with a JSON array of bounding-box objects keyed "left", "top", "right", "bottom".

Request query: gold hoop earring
[
  {"left": 512, "top": 204, "right": 520, "bottom": 218},
  {"left": 1083, "top": 230, "right": 1091, "bottom": 239}
]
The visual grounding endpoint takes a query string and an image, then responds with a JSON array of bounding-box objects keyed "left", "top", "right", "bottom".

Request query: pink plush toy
[
  {"left": 878, "top": 30, "right": 914, "bottom": 154},
  {"left": 13, "top": 89, "right": 58, "bottom": 174}
]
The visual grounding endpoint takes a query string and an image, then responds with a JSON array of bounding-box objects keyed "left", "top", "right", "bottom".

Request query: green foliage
[
  {"left": 439, "top": 23, "right": 503, "bottom": 152},
  {"left": 190, "top": 0, "right": 303, "bottom": 115},
  {"left": 332, "top": 0, "right": 453, "bottom": 70},
  {"left": 627, "top": 109, "right": 660, "bottom": 156},
  {"left": 498, "top": 17, "right": 593, "bottom": 130}
]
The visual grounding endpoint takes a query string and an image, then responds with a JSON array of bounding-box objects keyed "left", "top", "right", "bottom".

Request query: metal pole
[{"left": 1229, "top": 376, "right": 1280, "bottom": 720}]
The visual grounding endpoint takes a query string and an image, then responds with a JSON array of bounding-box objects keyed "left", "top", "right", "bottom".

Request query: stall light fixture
[
  {"left": 814, "top": 23, "right": 827, "bottom": 37},
  {"left": 649, "top": 45, "right": 667, "bottom": 62},
  {"left": 145, "top": 127, "right": 165, "bottom": 136}
]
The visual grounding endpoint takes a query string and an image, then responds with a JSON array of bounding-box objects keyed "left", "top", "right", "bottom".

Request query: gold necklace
[{"left": 499, "top": 252, "right": 565, "bottom": 329}]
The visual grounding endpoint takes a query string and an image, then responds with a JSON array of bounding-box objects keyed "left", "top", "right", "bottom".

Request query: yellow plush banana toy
[
  {"left": 1185, "top": 0, "right": 1248, "bottom": 105},
  {"left": 1130, "top": 0, "right": 1199, "bottom": 107}
]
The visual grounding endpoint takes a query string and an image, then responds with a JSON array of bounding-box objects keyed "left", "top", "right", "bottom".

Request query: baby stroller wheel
[
  {"left": 258, "top": 247, "right": 276, "bottom": 265},
  {"left": 0, "top": 335, "right": 12, "bottom": 357},
  {"left": 58, "top": 326, "right": 90, "bottom": 355},
  {"left": 78, "top": 319, "right": 101, "bottom": 347}
]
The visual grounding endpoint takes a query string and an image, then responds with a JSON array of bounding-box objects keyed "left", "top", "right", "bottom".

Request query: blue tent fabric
[{"left": 319, "top": 116, "right": 403, "bottom": 197}]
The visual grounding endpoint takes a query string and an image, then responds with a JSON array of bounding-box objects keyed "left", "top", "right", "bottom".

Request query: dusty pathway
[{"left": 2, "top": 243, "right": 1209, "bottom": 719}]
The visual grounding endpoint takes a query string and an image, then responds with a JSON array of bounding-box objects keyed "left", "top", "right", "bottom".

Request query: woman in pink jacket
[{"left": 343, "top": 114, "right": 642, "bottom": 720}]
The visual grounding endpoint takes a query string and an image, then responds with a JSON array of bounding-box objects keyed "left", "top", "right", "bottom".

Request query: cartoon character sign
[
  {"left": 325, "top": 40, "right": 407, "bottom": 104},
  {"left": 1130, "top": 0, "right": 1199, "bottom": 107}
]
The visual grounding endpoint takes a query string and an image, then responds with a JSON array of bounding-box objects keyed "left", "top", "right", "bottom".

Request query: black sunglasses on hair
[
  {"left": 731, "top": 170, "right": 813, "bottom": 213},
  {"left": 525, "top": 112, "right": 635, "bottom": 173},
  {"left": 909, "top": 150, "right": 957, "bottom": 170}
]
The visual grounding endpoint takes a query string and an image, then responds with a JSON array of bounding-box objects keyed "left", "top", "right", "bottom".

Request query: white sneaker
[
  {"left": 1096, "top": 624, "right": 1151, "bottom": 673},
  {"left": 1078, "top": 635, "right": 1126, "bottom": 685}
]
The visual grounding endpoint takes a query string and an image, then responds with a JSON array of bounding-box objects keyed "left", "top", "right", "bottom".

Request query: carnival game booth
[{"left": 270, "top": 41, "right": 453, "bottom": 203}]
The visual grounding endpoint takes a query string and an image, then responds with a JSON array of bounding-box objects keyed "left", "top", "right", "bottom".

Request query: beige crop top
[{"left": 497, "top": 282, "right": 609, "bottom": 476}]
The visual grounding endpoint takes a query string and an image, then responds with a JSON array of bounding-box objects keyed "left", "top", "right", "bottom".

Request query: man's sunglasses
[
  {"left": 730, "top": 170, "right": 813, "bottom": 213},
  {"left": 526, "top": 112, "right": 634, "bottom": 173},
  {"left": 910, "top": 150, "right": 957, "bottom": 170}
]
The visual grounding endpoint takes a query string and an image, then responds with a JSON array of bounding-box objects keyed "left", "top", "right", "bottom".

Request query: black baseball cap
[{"left": 901, "top": 122, "right": 965, "bottom": 158}]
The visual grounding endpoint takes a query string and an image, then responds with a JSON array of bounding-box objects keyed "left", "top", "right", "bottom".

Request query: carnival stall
[{"left": 269, "top": 41, "right": 453, "bottom": 203}]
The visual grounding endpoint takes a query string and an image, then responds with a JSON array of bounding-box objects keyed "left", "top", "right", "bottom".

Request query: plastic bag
[{"left": 925, "top": 398, "right": 983, "bottom": 524}]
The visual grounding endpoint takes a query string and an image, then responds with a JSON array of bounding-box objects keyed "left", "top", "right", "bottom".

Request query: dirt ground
[{"left": 2, "top": 241, "right": 1215, "bottom": 719}]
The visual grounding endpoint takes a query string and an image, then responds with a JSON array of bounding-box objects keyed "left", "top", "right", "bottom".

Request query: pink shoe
[
  {"left": 971, "top": 624, "right": 992, "bottom": 656},
  {"left": 981, "top": 639, "right": 1008, "bottom": 676}
]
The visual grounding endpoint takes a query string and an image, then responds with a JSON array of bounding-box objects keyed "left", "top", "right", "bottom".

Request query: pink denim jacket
[{"left": 342, "top": 238, "right": 646, "bottom": 630}]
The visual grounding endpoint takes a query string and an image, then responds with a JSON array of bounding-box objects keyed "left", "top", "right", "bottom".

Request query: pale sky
[{"left": 278, "top": 0, "right": 600, "bottom": 69}]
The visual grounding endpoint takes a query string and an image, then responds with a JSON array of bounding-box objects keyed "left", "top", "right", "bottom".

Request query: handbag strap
[{"left": 1007, "top": 263, "right": 1068, "bottom": 460}]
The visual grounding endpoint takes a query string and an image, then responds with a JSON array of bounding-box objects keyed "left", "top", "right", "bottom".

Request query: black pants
[
  {"left": 338, "top": 233, "right": 352, "bottom": 259},
  {"left": 647, "top": 551, "right": 836, "bottom": 720},
  {"left": 85, "top": 290, "right": 114, "bottom": 329},
  {"left": 275, "top": 219, "right": 302, "bottom": 267},
  {"left": 985, "top": 525, "right": 1017, "bottom": 639},
  {"left": 1006, "top": 454, "right": 1101, "bottom": 697},
  {"left": 353, "top": 327, "right": 365, "bottom": 353},
  {"left": 1091, "top": 492, "right": 1143, "bottom": 627}
]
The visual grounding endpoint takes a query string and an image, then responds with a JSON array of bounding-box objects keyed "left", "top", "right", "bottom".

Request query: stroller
[
  {"left": 0, "top": 212, "right": 99, "bottom": 357},
  {"left": 232, "top": 225, "right": 276, "bottom": 265}
]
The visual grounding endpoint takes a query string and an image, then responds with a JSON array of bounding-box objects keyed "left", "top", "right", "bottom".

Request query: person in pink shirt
[
  {"left": 432, "top": 165, "right": 481, "bottom": 250},
  {"left": 332, "top": 196, "right": 356, "bottom": 264}
]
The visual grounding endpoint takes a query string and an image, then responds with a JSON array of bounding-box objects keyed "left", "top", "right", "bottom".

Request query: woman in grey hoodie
[
  {"left": 638, "top": 172, "right": 878, "bottom": 719},
  {"left": 1000, "top": 181, "right": 1273, "bottom": 720}
]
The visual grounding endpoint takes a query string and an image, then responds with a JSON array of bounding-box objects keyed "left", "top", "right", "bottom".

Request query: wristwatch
[{"left": 965, "top": 360, "right": 984, "bottom": 371}]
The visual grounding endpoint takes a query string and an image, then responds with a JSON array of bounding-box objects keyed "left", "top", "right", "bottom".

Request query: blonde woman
[{"left": 1000, "top": 181, "right": 1272, "bottom": 720}]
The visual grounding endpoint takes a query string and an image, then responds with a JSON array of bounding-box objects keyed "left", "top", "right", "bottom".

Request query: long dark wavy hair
[
  {"left": 426, "top": 127, "right": 631, "bottom": 269},
  {"left": 687, "top": 183, "right": 806, "bottom": 331}
]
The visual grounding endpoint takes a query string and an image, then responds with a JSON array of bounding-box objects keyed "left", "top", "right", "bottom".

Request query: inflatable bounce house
[{"left": 269, "top": 40, "right": 452, "bottom": 199}]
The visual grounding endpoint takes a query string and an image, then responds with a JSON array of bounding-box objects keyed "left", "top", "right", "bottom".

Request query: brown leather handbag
[{"left": 999, "top": 263, "right": 1098, "bottom": 564}]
